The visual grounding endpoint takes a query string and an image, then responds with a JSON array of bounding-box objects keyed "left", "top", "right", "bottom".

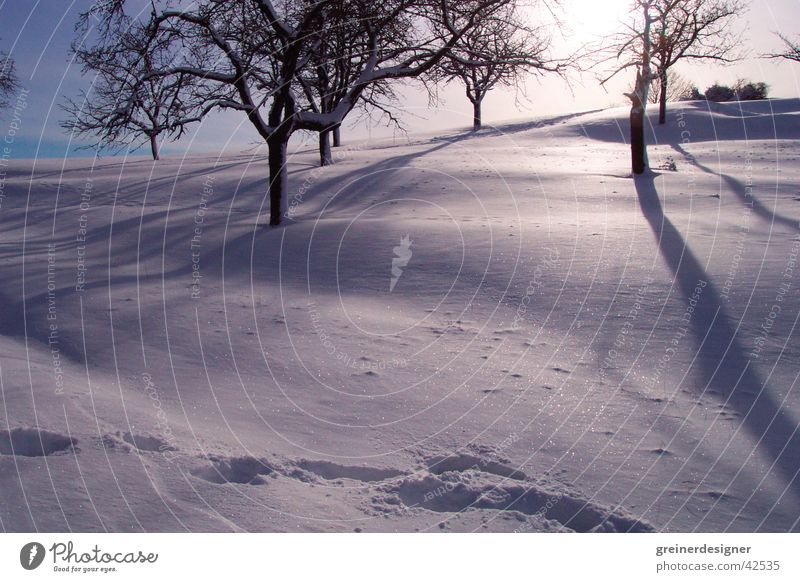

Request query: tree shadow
[
  {"left": 671, "top": 143, "right": 799, "bottom": 231},
  {"left": 635, "top": 172, "right": 800, "bottom": 504},
  {"left": 473, "top": 108, "right": 608, "bottom": 137},
  {"left": 581, "top": 99, "right": 800, "bottom": 146},
  {"left": 290, "top": 134, "right": 469, "bottom": 218}
]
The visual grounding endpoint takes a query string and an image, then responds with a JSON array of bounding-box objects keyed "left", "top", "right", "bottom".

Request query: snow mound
[
  {"left": 376, "top": 457, "right": 651, "bottom": 532},
  {"left": 191, "top": 456, "right": 274, "bottom": 485},
  {"left": 0, "top": 428, "right": 77, "bottom": 457}
]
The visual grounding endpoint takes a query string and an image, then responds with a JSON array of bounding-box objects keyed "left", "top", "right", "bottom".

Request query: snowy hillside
[{"left": 1, "top": 98, "right": 799, "bottom": 532}]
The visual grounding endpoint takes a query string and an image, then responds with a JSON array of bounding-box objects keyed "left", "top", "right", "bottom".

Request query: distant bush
[
  {"left": 734, "top": 80, "right": 769, "bottom": 100},
  {"left": 689, "top": 87, "right": 705, "bottom": 100},
  {"left": 703, "top": 81, "right": 769, "bottom": 102},
  {"left": 704, "top": 84, "right": 736, "bottom": 102}
]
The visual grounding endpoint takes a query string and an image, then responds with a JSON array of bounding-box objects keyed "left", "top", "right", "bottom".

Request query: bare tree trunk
[
  {"left": 629, "top": 2, "right": 653, "bottom": 175},
  {"left": 150, "top": 134, "right": 160, "bottom": 161},
  {"left": 628, "top": 72, "right": 650, "bottom": 175},
  {"left": 319, "top": 130, "right": 333, "bottom": 166},
  {"left": 332, "top": 126, "right": 341, "bottom": 147},
  {"left": 630, "top": 103, "right": 646, "bottom": 174},
  {"left": 268, "top": 135, "right": 289, "bottom": 226},
  {"left": 472, "top": 99, "right": 482, "bottom": 131},
  {"left": 658, "top": 72, "right": 668, "bottom": 125}
]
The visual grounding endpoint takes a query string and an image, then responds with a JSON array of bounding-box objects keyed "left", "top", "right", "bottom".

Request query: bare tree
[
  {"left": 649, "top": 0, "right": 745, "bottom": 124},
  {"left": 598, "top": 0, "right": 744, "bottom": 173},
  {"left": 80, "top": 0, "right": 512, "bottom": 226},
  {"left": 63, "top": 21, "right": 198, "bottom": 160},
  {"left": 602, "top": 1, "right": 744, "bottom": 129},
  {"left": 644, "top": 69, "right": 696, "bottom": 103},
  {"left": 431, "top": 3, "right": 561, "bottom": 131},
  {"left": 296, "top": 1, "right": 401, "bottom": 166},
  {"left": 0, "top": 41, "right": 17, "bottom": 110},
  {"left": 767, "top": 33, "right": 800, "bottom": 62}
]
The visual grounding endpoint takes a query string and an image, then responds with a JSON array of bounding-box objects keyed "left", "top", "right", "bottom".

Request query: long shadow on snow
[
  {"left": 582, "top": 100, "right": 800, "bottom": 145},
  {"left": 671, "top": 143, "right": 799, "bottom": 232},
  {"left": 4, "top": 154, "right": 262, "bottom": 183},
  {"left": 0, "top": 136, "right": 485, "bottom": 367},
  {"left": 635, "top": 172, "right": 800, "bottom": 505},
  {"left": 289, "top": 112, "right": 607, "bottom": 219},
  {"left": 297, "top": 134, "right": 470, "bottom": 217},
  {"left": 466, "top": 109, "right": 607, "bottom": 137}
]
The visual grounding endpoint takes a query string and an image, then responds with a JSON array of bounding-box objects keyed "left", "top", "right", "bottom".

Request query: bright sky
[{"left": 0, "top": 0, "right": 798, "bottom": 158}]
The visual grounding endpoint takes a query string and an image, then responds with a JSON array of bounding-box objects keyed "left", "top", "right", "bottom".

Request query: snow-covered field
[{"left": 1, "top": 99, "right": 799, "bottom": 532}]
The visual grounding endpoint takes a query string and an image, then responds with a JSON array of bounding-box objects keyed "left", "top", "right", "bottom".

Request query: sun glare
[{"left": 569, "top": 0, "right": 633, "bottom": 39}]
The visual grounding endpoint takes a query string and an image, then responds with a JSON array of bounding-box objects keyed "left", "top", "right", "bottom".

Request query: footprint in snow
[
  {"left": 296, "top": 460, "right": 405, "bottom": 483},
  {"left": 191, "top": 456, "right": 274, "bottom": 485},
  {"left": 378, "top": 456, "right": 652, "bottom": 533},
  {"left": 0, "top": 428, "right": 77, "bottom": 457},
  {"left": 122, "top": 432, "right": 177, "bottom": 453}
]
